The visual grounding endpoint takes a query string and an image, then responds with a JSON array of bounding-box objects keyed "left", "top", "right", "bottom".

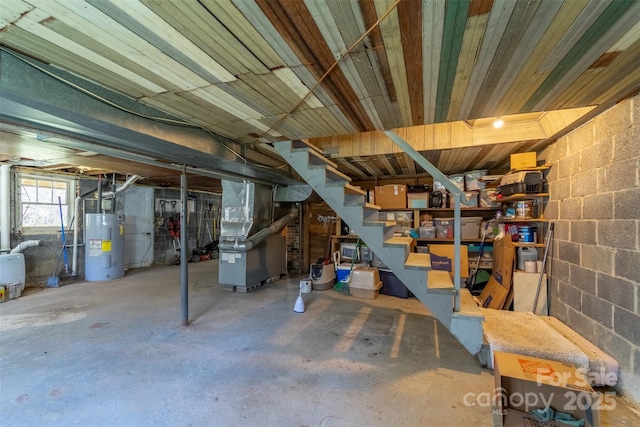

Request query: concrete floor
[{"left": 1, "top": 261, "right": 638, "bottom": 426}]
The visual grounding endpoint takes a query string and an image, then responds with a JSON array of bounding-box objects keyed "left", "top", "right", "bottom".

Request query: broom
[
  {"left": 46, "top": 216, "right": 74, "bottom": 288},
  {"left": 333, "top": 237, "right": 361, "bottom": 295}
]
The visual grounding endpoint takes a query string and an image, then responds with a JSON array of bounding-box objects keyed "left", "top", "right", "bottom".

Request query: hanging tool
[{"left": 533, "top": 223, "right": 554, "bottom": 313}]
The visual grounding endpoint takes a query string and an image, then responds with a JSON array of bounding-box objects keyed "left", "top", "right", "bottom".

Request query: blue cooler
[
  {"left": 379, "top": 269, "right": 410, "bottom": 299},
  {"left": 336, "top": 262, "right": 367, "bottom": 282}
]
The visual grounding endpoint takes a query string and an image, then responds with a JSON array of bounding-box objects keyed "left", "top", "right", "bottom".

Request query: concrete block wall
[{"left": 542, "top": 93, "right": 640, "bottom": 403}]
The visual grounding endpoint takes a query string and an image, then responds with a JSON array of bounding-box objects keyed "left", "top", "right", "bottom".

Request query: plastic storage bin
[
  {"left": 517, "top": 247, "right": 538, "bottom": 271},
  {"left": 460, "top": 217, "right": 482, "bottom": 239},
  {"left": 419, "top": 226, "right": 436, "bottom": 238},
  {"left": 435, "top": 218, "right": 453, "bottom": 238},
  {"left": 348, "top": 267, "right": 383, "bottom": 299},
  {"left": 379, "top": 270, "right": 410, "bottom": 298}
]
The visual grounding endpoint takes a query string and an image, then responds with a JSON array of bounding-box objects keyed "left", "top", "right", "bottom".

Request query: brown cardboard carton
[
  {"left": 478, "top": 236, "right": 515, "bottom": 309},
  {"left": 510, "top": 152, "right": 537, "bottom": 170},
  {"left": 493, "top": 351, "right": 600, "bottom": 427},
  {"left": 407, "top": 192, "right": 429, "bottom": 208},
  {"left": 374, "top": 184, "right": 407, "bottom": 209},
  {"left": 428, "top": 244, "right": 469, "bottom": 278}
]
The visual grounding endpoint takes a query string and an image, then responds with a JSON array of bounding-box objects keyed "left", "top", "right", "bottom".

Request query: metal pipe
[
  {"left": 97, "top": 175, "right": 102, "bottom": 213},
  {"left": 102, "top": 175, "right": 140, "bottom": 198},
  {"left": 453, "top": 195, "right": 461, "bottom": 312},
  {"left": 111, "top": 173, "right": 116, "bottom": 213},
  {"left": 180, "top": 166, "right": 189, "bottom": 326},
  {"left": 218, "top": 207, "right": 299, "bottom": 252},
  {"left": 298, "top": 203, "right": 303, "bottom": 275},
  {"left": 72, "top": 195, "right": 81, "bottom": 276},
  {"left": 10, "top": 240, "right": 41, "bottom": 254},
  {"left": 0, "top": 164, "right": 11, "bottom": 253}
]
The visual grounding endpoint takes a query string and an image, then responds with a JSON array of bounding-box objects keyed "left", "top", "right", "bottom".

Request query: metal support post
[{"left": 180, "top": 166, "right": 189, "bottom": 326}]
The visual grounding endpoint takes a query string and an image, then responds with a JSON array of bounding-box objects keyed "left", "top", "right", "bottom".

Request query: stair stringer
[{"left": 274, "top": 141, "right": 483, "bottom": 354}]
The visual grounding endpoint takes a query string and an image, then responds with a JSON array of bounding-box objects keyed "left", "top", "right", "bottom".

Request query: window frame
[{"left": 17, "top": 172, "right": 77, "bottom": 234}]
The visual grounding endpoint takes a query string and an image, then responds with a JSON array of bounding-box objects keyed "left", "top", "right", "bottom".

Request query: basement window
[{"left": 19, "top": 174, "right": 76, "bottom": 232}]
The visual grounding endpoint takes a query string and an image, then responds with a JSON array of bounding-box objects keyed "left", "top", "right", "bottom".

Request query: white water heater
[{"left": 85, "top": 213, "right": 125, "bottom": 282}]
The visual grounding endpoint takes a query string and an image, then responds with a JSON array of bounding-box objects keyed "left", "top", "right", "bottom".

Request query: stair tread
[
  {"left": 305, "top": 147, "right": 338, "bottom": 169},
  {"left": 346, "top": 200, "right": 381, "bottom": 209},
  {"left": 289, "top": 139, "right": 324, "bottom": 155},
  {"left": 405, "top": 253, "right": 431, "bottom": 269},
  {"left": 343, "top": 184, "right": 366, "bottom": 195},
  {"left": 427, "top": 270, "right": 455, "bottom": 293},
  {"left": 455, "top": 289, "right": 483, "bottom": 319},
  {"left": 309, "top": 164, "right": 351, "bottom": 181},
  {"left": 363, "top": 220, "right": 396, "bottom": 227},
  {"left": 383, "top": 236, "right": 414, "bottom": 246}
]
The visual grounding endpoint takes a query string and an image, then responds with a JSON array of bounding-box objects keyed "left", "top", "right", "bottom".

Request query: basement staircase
[{"left": 274, "top": 140, "right": 484, "bottom": 354}]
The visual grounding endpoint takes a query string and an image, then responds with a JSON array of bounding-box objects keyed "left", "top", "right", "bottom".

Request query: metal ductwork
[
  {"left": 102, "top": 175, "right": 141, "bottom": 198},
  {"left": 218, "top": 180, "right": 300, "bottom": 291},
  {"left": 219, "top": 207, "right": 298, "bottom": 252}
]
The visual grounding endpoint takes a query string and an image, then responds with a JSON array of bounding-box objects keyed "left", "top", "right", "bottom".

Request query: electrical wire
[{"left": 251, "top": 0, "right": 402, "bottom": 146}]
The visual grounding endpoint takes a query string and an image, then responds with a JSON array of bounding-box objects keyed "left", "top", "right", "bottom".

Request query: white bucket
[{"left": 300, "top": 278, "right": 312, "bottom": 294}]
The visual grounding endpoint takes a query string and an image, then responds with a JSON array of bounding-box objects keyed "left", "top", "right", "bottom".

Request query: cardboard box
[
  {"left": 493, "top": 351, "right": 600, "bottom": 427},
  {"left": 374, "top": 185, "right": 407, "bottom": 209},
  {"left": 510, "top": 152, "right": 537, "bottom": 170},
  {"left": 407, "top": 192, "right": 429, "bottom": 208},
  {"left": 478, "top": 236, "right": 515, "bottom": 309},
  {"left": 428, "top": 244, "right": 469, "bottom": 278}
]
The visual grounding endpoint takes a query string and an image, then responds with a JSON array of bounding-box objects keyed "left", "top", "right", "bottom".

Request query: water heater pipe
[
  {"left": 0, "top": 164, "right": 11, "bottom": 253},
  {"left": 218, "top": 207, "right": 298, "bottom": 252},
  {"left": 97, "top": 175, "right": 102, "bottom": 214}
]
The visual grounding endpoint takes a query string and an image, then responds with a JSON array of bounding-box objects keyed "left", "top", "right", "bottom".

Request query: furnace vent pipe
[
  {"left": 102, "top": 175, "right": 140, "bottom": 198},
  {"left": 219, "top": 207, "right": 298, "bottom": 252}
]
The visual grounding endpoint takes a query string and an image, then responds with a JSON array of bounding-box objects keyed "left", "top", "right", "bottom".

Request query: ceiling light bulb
[{"left": 493, "top": 119, "right": 504, "bottom": 128}]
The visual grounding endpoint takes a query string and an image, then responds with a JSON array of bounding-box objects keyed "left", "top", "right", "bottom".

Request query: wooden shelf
[
  {"left": 496, "top": 218, "right": 549, "bottom": 223},
  {"left": 497, "top": 193, "right": 549, "bottom": 202},
  {"left": 416, "top": 238, "right": 493, "bottom": 243},
  {"left": 418, "top": 207, "right": 499, "bottom": 212},
  {"left": 513, "top": 242, "right": 546, "bottom": 248}
]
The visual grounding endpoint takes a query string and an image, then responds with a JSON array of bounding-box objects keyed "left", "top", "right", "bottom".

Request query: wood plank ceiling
[{"left": 1, "top": 0, "right": 640, "bottom": 182}]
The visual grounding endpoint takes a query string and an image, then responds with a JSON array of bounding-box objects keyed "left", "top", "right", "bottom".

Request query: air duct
[
  {"left": 102, "top": 175, "right": 140, "bottom": 198},
  {"left": 219, "top": 208, "right": 298, "bottom": 252}
]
